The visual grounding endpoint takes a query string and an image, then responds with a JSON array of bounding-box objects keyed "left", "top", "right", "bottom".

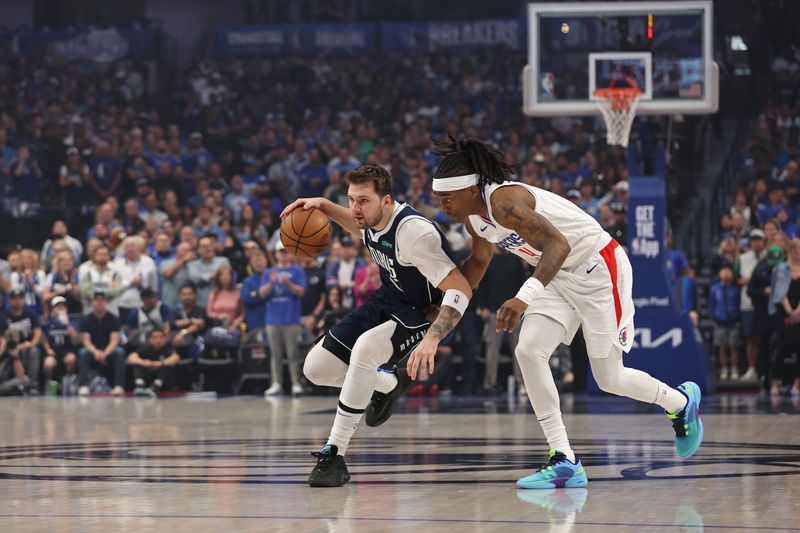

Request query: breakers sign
[
  {"left": 426, "top": 20, "right": 520, "bottom": 50},
  {"left": 381, "top": 19, "right": 525, "bottom": 52}
]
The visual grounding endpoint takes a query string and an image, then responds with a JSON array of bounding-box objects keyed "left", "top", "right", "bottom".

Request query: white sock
[
  {"left": 655, "top": 384, "right": 689, "bottom": 414},
  {"left": 514, "top": 315, "right": 576, "bottom": 463},
  {"left": 537, "top": 409, "right": 576, "bottom": 463},
  {"left": 326, "top": 402, "right": 364, "bottom": 457},
  {"left": 327, "top": 362, "right": 375, "bottom": 456},
  {"left": 327, "top": 321, "right": 396, "bottom": 456}
]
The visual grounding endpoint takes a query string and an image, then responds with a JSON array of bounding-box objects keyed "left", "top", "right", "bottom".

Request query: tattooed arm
[
  {"left": 395, "top": 218, "right": 474, "bottom": 379},
  {"left": 407, "top": 267, "right": 473, "bottom": 381},
  {"left": 490, "top": 185, "right": 571, "bottom": 332},
  {"left": 490, "top": 185, "right": 571, "bottom": 285},
  {"left": 428, "top": 268, "right": 473, "bottom": 339},
  {"left": 427, "top": 306, "right": 462, "bottom": 340}
]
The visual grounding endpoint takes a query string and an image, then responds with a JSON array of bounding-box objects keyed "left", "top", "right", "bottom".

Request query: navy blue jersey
[
  {"left": 363, "top": 204, "right": 455, "bottom": 310},
  {"left": 45, "top": 317, "right": 76, "bottom": 354}
]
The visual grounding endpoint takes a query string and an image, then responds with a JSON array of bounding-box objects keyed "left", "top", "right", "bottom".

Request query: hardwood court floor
[{"left": 0, "top": 394, "right": 798, "bottom": 532}]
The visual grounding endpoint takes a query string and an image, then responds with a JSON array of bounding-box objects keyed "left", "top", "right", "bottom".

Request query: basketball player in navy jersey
[
  {"left": 281, "top": 163, "right": 472, "bottom": 487},
  {"left": 379, "top": 135, "right": 703, "bottom": 489}
]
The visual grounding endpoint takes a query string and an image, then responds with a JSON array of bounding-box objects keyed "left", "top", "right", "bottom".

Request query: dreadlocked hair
[{"left": 432, "top": 133, "right": 517, "bottom": 189}]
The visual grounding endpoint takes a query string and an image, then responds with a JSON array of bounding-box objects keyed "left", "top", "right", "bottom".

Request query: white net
[{"left": 594, "top": 89, "right": 641, "bottom": 148}]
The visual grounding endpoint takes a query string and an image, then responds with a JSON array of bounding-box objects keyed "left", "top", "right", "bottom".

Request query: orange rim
[{"left": 593, "top": 88, "right": 642, "bottom": 111}]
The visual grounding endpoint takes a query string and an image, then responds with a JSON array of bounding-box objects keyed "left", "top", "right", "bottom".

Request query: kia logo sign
[{"left": 633, "top": 328, "right": 683, "bottom": 349}]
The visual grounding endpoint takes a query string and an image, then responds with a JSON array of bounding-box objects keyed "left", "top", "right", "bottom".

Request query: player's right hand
[
  {"left": 280, "top": 197, "right": 325, "bottom": 219},
  {"left": 407, "top": 335, "right": 438, "bottom": 381},
  {"left": 496, "top": 297, "right": 527, "bottom": 333}
]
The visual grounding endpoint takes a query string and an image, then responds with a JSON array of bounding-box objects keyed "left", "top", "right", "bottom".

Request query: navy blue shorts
[
  {"left": 50, "top": 348, "right": 76, "bottom": 361},
  {"left": 322, "top": 289, "right": 431, "bottom": 365}
]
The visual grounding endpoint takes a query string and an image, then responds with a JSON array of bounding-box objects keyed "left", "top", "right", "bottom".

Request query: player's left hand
[
  {"left": 496, "top": 297, "right": 527, "bottom": 333},
  {"left": 407, "top": 336, "right": 438, "bottom": 381}
]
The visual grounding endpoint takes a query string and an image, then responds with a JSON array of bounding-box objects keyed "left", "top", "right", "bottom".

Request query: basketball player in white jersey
[
  {"left": 281, "top": 163, "right": 472, "bottom": 487},
  {"left": 425, "top": 135, "right": 704, "bottom": 489}
]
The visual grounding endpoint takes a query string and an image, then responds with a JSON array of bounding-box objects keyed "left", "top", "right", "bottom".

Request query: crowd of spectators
[
  {"left": 698, "top": 46, "right": 800, "bottom": 397},
  {"left": 0, "top": 35, "right": 683, "bottom": 397}
]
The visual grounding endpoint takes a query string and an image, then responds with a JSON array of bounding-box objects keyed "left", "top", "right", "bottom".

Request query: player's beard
[{"left": 355, "top": 210, "right": 383, "bottom": 230}]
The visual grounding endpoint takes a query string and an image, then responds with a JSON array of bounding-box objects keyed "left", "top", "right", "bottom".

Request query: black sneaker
[
  {"left": 365, "top": 363, "right": 411, "bottom": 427},
  {"left": 308, "top": 444, "right": 350, "bottom": 487}
]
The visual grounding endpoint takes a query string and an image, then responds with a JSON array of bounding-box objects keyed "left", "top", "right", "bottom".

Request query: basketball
[{"left": 280, "top": 207, "right": 333, "bottom": 258}]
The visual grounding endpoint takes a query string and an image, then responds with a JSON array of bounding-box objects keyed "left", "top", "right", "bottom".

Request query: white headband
[{"left": 432, "top": 173, "right": 479, "bottom": 192}]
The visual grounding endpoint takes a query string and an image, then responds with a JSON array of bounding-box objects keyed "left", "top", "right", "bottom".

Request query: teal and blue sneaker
[
  {"left": 516, "top": 450, "right": 588, "bottom": 489},
  {"left": 667, "top": 381, "right": 704, "bottom": 458}
]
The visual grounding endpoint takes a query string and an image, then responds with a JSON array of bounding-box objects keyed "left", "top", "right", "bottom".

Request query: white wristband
[
  {"left": 515, "top": 277, "right": 544, "bottom": 307},
  {"left": 441, "top": 288, "right": 469, "bottom": 317}
]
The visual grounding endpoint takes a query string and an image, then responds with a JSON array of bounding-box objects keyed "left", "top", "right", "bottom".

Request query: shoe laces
[
  {"left": 667, "top": 409, "right": 688, "bottom": 437},
  {"left": 311, "top": 445, "right": 337, "bottom": 465},
  {"left": 538, "top": 450, "right": 568, "bottom": 472}
]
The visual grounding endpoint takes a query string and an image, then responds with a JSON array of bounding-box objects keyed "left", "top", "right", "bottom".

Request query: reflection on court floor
[{"left": 0, "top": 395, "right": 797, "bottom": 532}]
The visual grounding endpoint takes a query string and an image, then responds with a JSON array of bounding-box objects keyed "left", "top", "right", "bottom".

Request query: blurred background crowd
[{"left": 0, "top": 0, "right": 797, "bottom": 398}]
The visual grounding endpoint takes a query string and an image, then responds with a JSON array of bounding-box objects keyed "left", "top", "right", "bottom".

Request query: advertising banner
[
  {"left": 588, "top": 310, "right": 709, "bottom": 392},
  {"left": 629, "top": 175, "right": 675, "bottom": 309},
  {"left": 217, "top": 23, "right": 375, "bottom": 57},
  {"left": 17, "top": 27, "right": 155, "bottom": 62},
  {"left": 381, "top": 19, "right": 524, "bottom": 52},
  {"left": 588, "top": 174, "right": 709, "bottom": 392}
]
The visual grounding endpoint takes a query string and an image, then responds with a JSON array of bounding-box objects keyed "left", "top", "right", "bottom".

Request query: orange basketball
[{"left": 280, "top": 207, "right": 333, "bottom": 258}]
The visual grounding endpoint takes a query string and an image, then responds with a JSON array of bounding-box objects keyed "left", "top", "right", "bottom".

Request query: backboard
[{"left": 523, "top": 1, "right": 717, "bottom": 116}]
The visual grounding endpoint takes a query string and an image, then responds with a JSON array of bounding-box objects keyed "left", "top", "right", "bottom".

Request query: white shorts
[{"left": 524, "top": 238, "right": 635, "bottom": 357}]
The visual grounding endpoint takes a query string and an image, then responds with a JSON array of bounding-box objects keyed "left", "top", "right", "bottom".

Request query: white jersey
[
  {"left": 362, "top": 202, "right": 456, "bottom": 289},
  {"left": 468, "top": 182, "right": 611, "bottom": 269}
]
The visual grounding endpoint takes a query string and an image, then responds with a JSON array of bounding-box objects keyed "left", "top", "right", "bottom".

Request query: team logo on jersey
[
  {"left": 497, "top": 232, "right": 541, "bottom": 259},
  {"left": 497, "top": 233, "right": 527, "bottom": 250},
  {"left": 380, "top": 240, "right": 393, "bottom": 249},
  {"left": 619, "top": 327, "right": 628, "bottom": 346},
  {"left": 368, "top": 247, "right": 401, "bottom": 291}
]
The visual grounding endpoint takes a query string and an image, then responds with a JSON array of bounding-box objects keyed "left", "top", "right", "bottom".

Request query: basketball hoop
[{"left": 593, "top": 87, "right": 642, "bottom": 148}]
